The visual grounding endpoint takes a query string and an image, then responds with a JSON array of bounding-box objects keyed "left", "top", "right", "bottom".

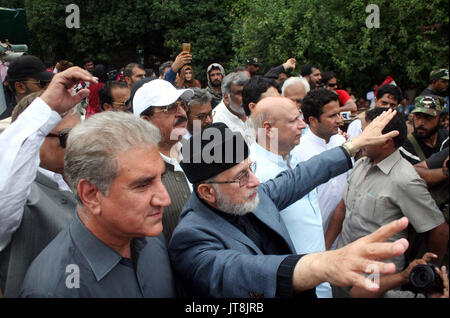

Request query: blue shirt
[{"left": 20, "top": 213, "right": 175, "bottom": 298}]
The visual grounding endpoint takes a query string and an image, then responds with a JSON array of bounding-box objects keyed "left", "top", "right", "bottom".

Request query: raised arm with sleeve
[{"left": 0, "top": 99, "right": 61, "bottom": 251}]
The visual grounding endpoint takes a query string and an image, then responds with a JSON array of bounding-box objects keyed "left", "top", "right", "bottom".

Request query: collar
[
  {"left": 37, "top": 167, "right": 72, "bottom": 192},
  {"left": 375, "top": 149, "right": 402, "bottom": 175},
  {"left": 304, "top": 129, "right": 331, "bottom": 147},
  {"left": 160, "top": 142, "right": 183, "bottom": 170},
  {"left": 69, "top": 213, "right": 127, "bottom": 281},
  {"left": 251, "top": 142, "right": 293, "bottom": 168}
]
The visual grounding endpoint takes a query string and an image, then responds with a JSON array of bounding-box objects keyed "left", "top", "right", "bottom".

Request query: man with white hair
[
  {"left": 20, "top": 68, "right": 175, "bottom": 297},
  {"left": 213, "top": 72, "right": 250, "bottom": 141},
  {"left": 282, "top": 76, "right": 310, "bottom": 110},
  {"left": 132, "top": 79, "right": 194, "bottom": 242}
]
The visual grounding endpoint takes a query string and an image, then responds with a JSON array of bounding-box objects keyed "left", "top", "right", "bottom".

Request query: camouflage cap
[
  {"left": 411, "top": 96, "right": 444, "bottom": 117},
  {"left": 246, "top": 57, "right": 261, "bottom": 66},
  {"left": 430, "top": 68, "right": 449, "bottom": 81}
]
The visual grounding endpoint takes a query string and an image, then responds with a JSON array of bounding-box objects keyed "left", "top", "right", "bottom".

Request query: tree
[{"left": 229, "top": 0, "right": 449, "bottom": 95}]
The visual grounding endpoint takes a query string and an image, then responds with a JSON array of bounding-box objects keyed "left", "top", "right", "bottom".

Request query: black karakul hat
[{"left": 180, "top": 122, "right": 249, "bottom": 184}]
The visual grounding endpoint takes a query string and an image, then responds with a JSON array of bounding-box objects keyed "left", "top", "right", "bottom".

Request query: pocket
[{"left": 353, "top": 193, "right": 377, "bottom": 221}]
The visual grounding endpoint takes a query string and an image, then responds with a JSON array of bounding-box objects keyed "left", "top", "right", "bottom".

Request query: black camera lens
[
  {"left": 409, "top": 263, "right": 445, "bottom": 294},
  {"left": 410, "top": 264, "right": 436, "bottom": 290}
]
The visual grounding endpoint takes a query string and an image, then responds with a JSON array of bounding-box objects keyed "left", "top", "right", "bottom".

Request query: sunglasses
[
  {"left": 153, "top": 100, "right": 188, "bottom": 114},
  {"left": 23, "top": 80, "right": 50, "bottom": 88},
  {"left": 327, "top": 83, "right": 338, "bottom": 87},
  {"left": 46, "top": 128, "right": 71, "bottom": 148}
]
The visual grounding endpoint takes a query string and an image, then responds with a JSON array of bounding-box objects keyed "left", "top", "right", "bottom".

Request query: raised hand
[
  {"left": 40, "top": 66, "right": 97, "bottom": 114},
  {"left": 351, "top": 108, "right": 399, "bottom": 151}
]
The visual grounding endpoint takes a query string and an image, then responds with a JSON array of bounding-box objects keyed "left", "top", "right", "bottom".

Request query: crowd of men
[{"left": 0, "top": 52, "right": 448, "bottom": 299}]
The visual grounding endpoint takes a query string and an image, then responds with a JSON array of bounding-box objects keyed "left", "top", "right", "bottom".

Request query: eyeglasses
[
  {"left": 46, "top": 128, "right": 71, "bottom": 148},
  {"left": 206, "top": 162, "right": 256, "bottom": 188},
  {"left": 23, "top": 80, "right": 49, "bottom": 88},
  {"left": 327, "top": 83, "right": 338, "bottom": 88},
  {"left": 112, "top": 101, "right": 130, "bottom": 110},
  {"left": 153, "top": 100, "right": 188, "bottom": 114},
  {"left": 193, "top": 110, "right": 213, "bottom": 121}
]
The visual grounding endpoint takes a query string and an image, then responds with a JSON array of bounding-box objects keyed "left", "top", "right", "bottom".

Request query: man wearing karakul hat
[{"left": 168, "top": 108, "right": 412, "bottom": 298}]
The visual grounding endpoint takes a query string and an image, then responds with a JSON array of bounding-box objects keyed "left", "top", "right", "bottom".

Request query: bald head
[
  {"left": 251, "top": 96, "right": 306, "bottom": 157},
  {"left": 252, "top": 96, "right": 295, "bottom": 122}
]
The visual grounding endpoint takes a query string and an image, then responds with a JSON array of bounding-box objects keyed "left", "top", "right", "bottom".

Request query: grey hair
[
  {"left": 281, "top": 76, "right": 310, "bottom": 96},
  {"left": 64, "top": 111, "right": 161, "bottom": 204},
  {"left": 221, "top": 72, "right": 250, "bottom": 96},
  {"left": 188, "top": 88, "right": 212, "bottom": 107}
]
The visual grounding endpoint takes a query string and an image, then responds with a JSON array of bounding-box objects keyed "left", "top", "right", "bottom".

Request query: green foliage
[
  {"left": 230, "top": 0, "right": 449, "bottom": 94},
  {"left": 1, "top": 0, "right": 448, "bottom": 93}
]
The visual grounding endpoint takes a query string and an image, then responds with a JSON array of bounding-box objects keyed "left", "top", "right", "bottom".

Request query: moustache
[{"left": 175, "top": 116, "right": 188, "bottom": 126}]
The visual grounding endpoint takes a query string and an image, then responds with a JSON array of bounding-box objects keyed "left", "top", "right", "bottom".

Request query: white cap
[{"left": 132, "top": 79, "right": 194, "bottom": 116}]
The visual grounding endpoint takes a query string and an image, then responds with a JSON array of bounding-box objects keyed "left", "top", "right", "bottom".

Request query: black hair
[
  {"left": 158, "top": 61, "right": 173, "bottom": 77},
  {"left": 376, "top": 84, "right": 403, "bottom": 104},
  {"left": 93, "top": 64, "right": 108, "bottom": 83},
  {"left": 321, "top": 71, "right": 337, "bottom": 85},
  {"left": 99, "top": 80, "right": 129, "bottom": 110},
  {"left": 365, "top": 107, "right": 407, "bottom": 148},
  {"left": 242, "top": 76, "right": 275, "bottom": 116},
  {"left": 83, "top": 58, "right": 93, "bottom": 65},
  {"left": 301, "top": 88, "right": 339, "bottom": 125},
  {"left": 123, "top": 63, "right": 145, "bottom": 78},
  {"left": 300, "top": 64, "right": 320, "bottom": 77}
]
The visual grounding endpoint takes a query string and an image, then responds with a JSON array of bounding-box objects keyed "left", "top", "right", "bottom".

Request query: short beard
[
  {"left": 413, "top": 124, "right": 439, "bottom": 140},
  {"left": 212, "top": 184, "right": 259, "bottom": 216},
  {"left": 211, "top": 80, "right": 221, "bottom": 87}
]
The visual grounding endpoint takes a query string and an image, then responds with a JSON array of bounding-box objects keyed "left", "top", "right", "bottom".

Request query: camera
[
  {"left": 0, "top": 40, "right": 28, "bottom": 63},
  {"left": 409, "top": 262, "right": 446, "bottom": 294}
]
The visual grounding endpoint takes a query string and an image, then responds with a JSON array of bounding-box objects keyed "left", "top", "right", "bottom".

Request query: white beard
[
  {"left": 229, "top": 101, "right": 245, "bottom": 116},
  {"left": 212, "top": 184, "right": 259, "bottom": 216}
]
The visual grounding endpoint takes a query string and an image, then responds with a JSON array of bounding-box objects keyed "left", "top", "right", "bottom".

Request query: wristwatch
[{"left": 341, "top": 141, "right": 357, "bottom": 157}]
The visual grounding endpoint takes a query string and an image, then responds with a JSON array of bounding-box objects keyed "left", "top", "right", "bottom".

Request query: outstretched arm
[{"left": 293, "top": 217, "right": 410, "bottom": 293}]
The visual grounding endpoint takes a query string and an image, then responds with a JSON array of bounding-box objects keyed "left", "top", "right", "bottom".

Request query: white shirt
[
  {"left": 0, "top": 97, "right": 62, "bottom": 251},
  {"left": 37, "top": 167, "right": 72, "bottom": 192},
  {"left": 212, "top": 101, "right": 249, "bottom": 143},
  {"left": 159, "top": 142, "right": 193, "bottom": 193},
  {"left": 346, "top": 118, "right": 362, "bottom": 141},
  {"left": 293, "top": 130, "right": 350, "bottom": 235},
  {"left": 250, "top": 142, "right": 332, "bottom": 298}
]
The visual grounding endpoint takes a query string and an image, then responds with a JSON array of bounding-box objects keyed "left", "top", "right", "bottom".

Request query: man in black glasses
[
  {"left": 185, "top": 88, "right": 213, "bottom": 138},
  {"left": 321, "top": 71, "right": 357, "bottom": 113},
  {"left": 1, "top": 55, "right": 52, "bottom": 120},
  {"left": 0, "top": 72, "right": 81, "bottom": 297},
  {"left": 133, "top": 79, "right": 194, "bottom": 242},
  {"left": 169, "top": 110, "right": 412, "bottom": 298},
  {"left": 98, "top": 81, "right": 131, "bottom": 112}
]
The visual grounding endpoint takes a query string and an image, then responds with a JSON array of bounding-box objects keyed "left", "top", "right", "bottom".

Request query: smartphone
[{"left": 182, "top": 43, "right": 191, "bottom": 53}]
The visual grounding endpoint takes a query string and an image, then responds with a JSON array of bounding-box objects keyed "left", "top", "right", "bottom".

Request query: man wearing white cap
[{"left": 133, "top": 79, "right": 194, "bottom": 242}]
